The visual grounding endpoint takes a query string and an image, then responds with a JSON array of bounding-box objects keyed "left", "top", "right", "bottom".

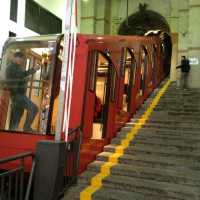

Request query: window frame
[
  {"left": 0, "top": 35, "right": 62, "bottom": 135},
  {"left": 10, "top": 0, "right": 18, "bottom": 22}
]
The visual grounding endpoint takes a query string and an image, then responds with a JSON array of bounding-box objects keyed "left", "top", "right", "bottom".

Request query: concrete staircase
[{"left": 63, "top": 82, "right": 200, "bottom": 200}]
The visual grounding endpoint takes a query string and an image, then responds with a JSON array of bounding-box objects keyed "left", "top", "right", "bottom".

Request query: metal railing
[
  {"left": 0, "top": 152, "right": 34, "bottom": 200},
  {"left": 0, "top": 127, "right": 82, "bottom": 199},
  {"left": 63, "top": 126, "right": 82, "bottom": 191}
]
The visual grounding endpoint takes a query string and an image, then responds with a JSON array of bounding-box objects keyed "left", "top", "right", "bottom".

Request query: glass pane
[
  {"left": 25, "top": 0, "right": 62, "bottom": 34},
  {"left": 111, "top": 69, "right": 116, "bottom": 102},
  {"left": 140, "top": 48, "right": 148, "bottom": 95},
  {"left": 89, "top": 51, "right": 98, "bottom": 91},
  {"left": 0, "top": 39, "right": 57, "bottom": 134}
]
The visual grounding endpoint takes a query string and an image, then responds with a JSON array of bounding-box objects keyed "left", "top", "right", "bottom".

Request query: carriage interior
[
  {"left": 0, "top": 37, "right": 60, "bottom": 134},
  {"left": 92, "top": 52, "right": 110, "bottom": 139}
]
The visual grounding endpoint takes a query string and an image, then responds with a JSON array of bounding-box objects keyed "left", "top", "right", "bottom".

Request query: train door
[
  {"left": 140, "top": 46, "right": 148, "bottom": 100},
  {"left": 126, "top": 49, "right": 137, "bottom": 114},
  {"left": 123, "top": 49, "right": 136, "bottom": 113},
  {"left": 84, "top": 51, "right": 116, "bottom": 139},
  {"left": 122, "top": 49, "right": 131, "bottom": 112}
]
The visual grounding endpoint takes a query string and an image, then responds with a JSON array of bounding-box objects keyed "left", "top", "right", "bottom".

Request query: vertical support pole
[
  {"left": 170, "top": 33, "right": 178, "bottom": 82},
  {"left": 55, "top": 0, "right": 77, "bottom": 141}
]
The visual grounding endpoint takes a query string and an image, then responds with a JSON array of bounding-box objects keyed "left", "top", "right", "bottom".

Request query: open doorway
[
  {"left": 92, "top": 52, "right": 111, "bottom": 139},
  {"left": 122, "top": 49, "right": 136, "bottom": 112},
  {"left": 140, "top": 47, "right": 148, "bottom": 96},
  {"left": 152, "top": 45, "right": 157, "bottom": 85}
]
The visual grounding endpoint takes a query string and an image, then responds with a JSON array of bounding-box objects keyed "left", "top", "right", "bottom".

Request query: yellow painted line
[
  {"left": 80, "top": 186, "right": 99, "bottom": 200},
  {"left": 91, "top": 174, "right": 107, "bottom": 187},
  {"left": 80, "top": 79, "right": 171, "bottom": 200},
  {"left": 121, "top": 138, "right": 130, "bottom": 147},
  {"left": 101, "top": 162, "right": 115, "bottom": 174},
  {"left": 108, "top": 152, "right": 123, "bottom": 164},
  {"left": 115, "top": 145, "right": 125, "bottom": 154}
]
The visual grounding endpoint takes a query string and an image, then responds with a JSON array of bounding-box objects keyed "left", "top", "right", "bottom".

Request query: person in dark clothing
[
  {"left": 6, "top": 51, "right": 40, "bottom": 131},
  {"left": 176, "top": 56, "right": 190, "bottom": 88},
  {"left": 94, "top": 95, "right": 102, "bottom": 122}
]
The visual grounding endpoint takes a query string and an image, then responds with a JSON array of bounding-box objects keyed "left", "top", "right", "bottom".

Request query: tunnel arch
[
  {"left": 118, "top": 4, "right": 172, "bottom": 77},
  {"left": 118, "top": 4, "right": 170, "bottom": 36}
]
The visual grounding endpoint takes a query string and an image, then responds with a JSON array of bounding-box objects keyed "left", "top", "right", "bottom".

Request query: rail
[{"left": 0, "top": 152, "right": 34, "bottom": 200}]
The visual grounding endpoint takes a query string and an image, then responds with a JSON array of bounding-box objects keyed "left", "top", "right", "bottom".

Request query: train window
[
  {"left": 152, "top": 45, "right": 157, "bottom": 70},
  {"left": 122, "top": 48, "right": 136, "bottom": 111},
  {"left": 161, "top": 43, "right": 165, "bottom": 55},
  {"left": 125, "top": 49, "right": 137, "bottom": 85},
  {"left": 10, "top": 0, "right": 18, "bottom": 22},
  {"left": 91, "top": 51, "right": 113, "bottom": 139},
  {"left": 151, "top": 45, "right": 157, "bottom": 85},
  {"left": 132, "top": 58, "right": 137, "bottom": 86},
  {"left": 110, "top": 69, "right": 117, "bottom": 102},
  {"left": 140, "top": 47, "right": 148, "bottom": 95},
  {"left": 95, "top": 53, "right": 110, "bottom": 105},
  {"left": 0, "top": 37, "right": 58, "bottom": 134},
  {"left": 89, "top": 51, "right": 98, "bottom": 91},
  {"left": 120, "top": 48, "right": 126, "bottom": 77}
]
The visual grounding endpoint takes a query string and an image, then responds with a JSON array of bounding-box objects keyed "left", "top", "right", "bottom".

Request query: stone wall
[{"left": 80, "top": 0, "right": 200, "bottom": 88}]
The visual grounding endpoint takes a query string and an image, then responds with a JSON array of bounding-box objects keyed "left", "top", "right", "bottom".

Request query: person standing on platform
[{"left": 176, "top": 56, "right": 191, "bottom": 89}]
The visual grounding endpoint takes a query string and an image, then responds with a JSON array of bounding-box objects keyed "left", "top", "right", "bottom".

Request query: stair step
[
  {"left": 135, "top": 132, "right": 200, "bottom": 142},
  {"left": 79, "top": 170, "right": 99, "bottom": 185},
  {"left": 97, "top": 151, "right": 200, "bottom": 171},
  {"left": 87, "top": 161, "right": 200, "bottom": 187},
  {"left": 92, "top": 186, "right": 180, "bottom": 200},
  {"left": 142, "top": 123, "right": 200, "bottom": 131},
  {"left": 62, "top": 185, "right": 87, "bottom": 200},
  {"left": 104, "top": 143, "right": 200, "bottom": 159},
  {"left": 138, "top": 127, "right": 200, "bottom": 134},
  {"left": 145, "top": 119, "right": 200, "bottom": 125},
  {"left": 137, "top": 128, "right": 200, "bottom": 138},
  {"left": 102, "top": 174, "right": 199, "bottom": 200},
  {"left": 116, "top": 127, "right": 200, "bottom": 140},
  {"left": 132, "top": 137, "right": 200, "bottom": 148},
  {"left": 111, "top": 135, "right": 200, "bottom": 150}
]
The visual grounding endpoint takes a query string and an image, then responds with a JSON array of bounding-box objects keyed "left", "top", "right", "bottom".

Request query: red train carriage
[
  {"left": 0, "top": 34, "right": 122, "bottom": 172},
  {"left": 100, "top": 35, "right": 164, "bottom": 129},
  {"left": 0, "top": 33, "right": 167, "bottom": 174},
  {"left": 115, "top": 35, "right": 163, "bottom": 114},
  {"left": 0, "top": 35, "right": 63, "bottom": 170},
  {"left": 73, "top": 35, "right": 123, "bottom": 171}
]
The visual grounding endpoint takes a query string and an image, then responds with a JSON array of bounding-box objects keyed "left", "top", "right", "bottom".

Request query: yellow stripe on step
[{"left": 80, "top": 79, "right": 171, "bottom": 200}]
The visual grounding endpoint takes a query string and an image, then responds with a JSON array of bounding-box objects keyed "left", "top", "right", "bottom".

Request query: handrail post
[{"left": 25, "top": 158, "right": 36, "bottom": 200}]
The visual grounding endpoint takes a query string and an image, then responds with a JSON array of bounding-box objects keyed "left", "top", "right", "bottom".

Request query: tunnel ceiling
[{"left": 118, "top": 3, "right": 171, "bottom": 36}]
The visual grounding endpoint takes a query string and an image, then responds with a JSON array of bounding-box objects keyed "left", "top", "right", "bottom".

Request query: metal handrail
[
  {"left": 68, "top": 126, "right": 81, "bottom": 136},
  {"left": 0, "top": 152, "right": 34, "bottom": 200},
  {"left": 0, "top": 152, "right": 33, "bottom": 164},
  {"left": 0, "top": 127, "right": 82, "bottom": 199},
  {"left": 62, "top": 126, "right": 82, "bottom": 193}
]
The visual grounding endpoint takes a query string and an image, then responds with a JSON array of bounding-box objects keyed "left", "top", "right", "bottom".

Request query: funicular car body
[{"left": 0, "top": 33, "right": 166, "bottom": 174}]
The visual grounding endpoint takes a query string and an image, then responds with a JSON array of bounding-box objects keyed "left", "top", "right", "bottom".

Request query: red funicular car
[
  {"left": 0, "top": 33, "right": 165, "bottom": 174},
  {"left": 0, "top": 34, "right": 128, "bottom": 173}
]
